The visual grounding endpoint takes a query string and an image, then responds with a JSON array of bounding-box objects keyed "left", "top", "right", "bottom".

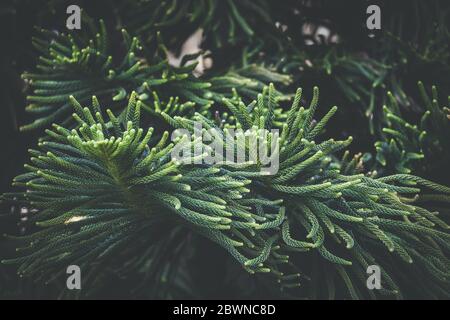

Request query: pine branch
[
  {"left": 21, "top": 17, "right": 290, "bottom": 132},
  {"left": 1, "top": 94, "right": 292, "bottom": 297},
  {"left": 168, "top": 84, "right": 450, "bottom": 298},
  {"left": 114, "top": 0, "right": 280, "bottom": 49},
  {"left": 375, "top": 82, "right": 450, "bottom": 177}
]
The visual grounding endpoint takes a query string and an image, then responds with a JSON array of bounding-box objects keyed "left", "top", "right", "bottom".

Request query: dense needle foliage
[{"left": 1, "top": 0, "right": 449, "bottom": 299}]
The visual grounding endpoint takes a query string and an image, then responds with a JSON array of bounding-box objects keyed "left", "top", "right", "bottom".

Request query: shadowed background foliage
[{"left": 1, "top": 0, "right": 449, "bottom": 299}]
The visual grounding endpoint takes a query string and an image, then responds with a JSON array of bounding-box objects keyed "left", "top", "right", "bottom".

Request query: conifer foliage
[{"left": 1, "top": 0, "right": 450, "bottom": 299}]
